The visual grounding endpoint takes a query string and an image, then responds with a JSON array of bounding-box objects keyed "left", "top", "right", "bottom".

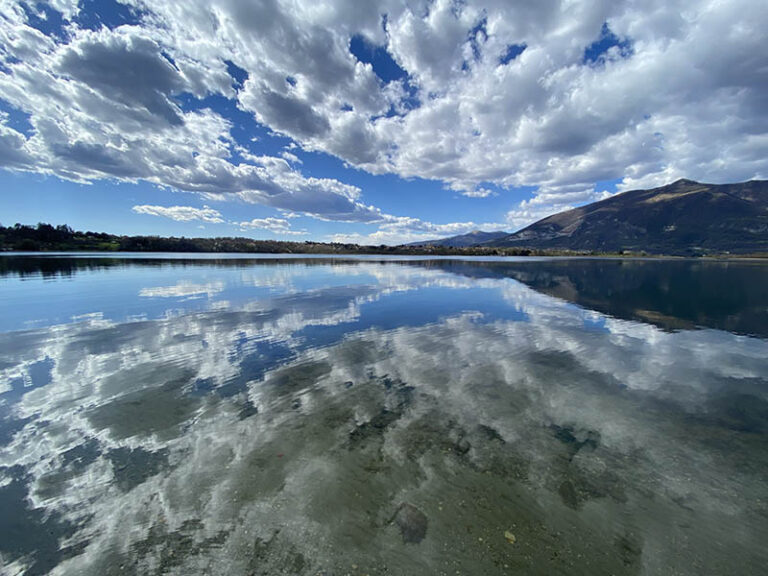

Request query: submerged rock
[
  {"left": 558, "top": 479, "right": 579, "bottom": 509},
  {"left": 455, "top": 436, "right": 471, "bottom": 455},
  {"left": 392, "top": 503, "right": 428, "bottom": 544}
]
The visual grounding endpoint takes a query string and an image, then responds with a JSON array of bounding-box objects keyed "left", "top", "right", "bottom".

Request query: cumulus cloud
[
  {"left": 132, "top": 204, "right": 225, "bottom": 223},
  {"left": 461, "top": 187, "right": 497, "bottom": 198},
  {"left": 131, "top": 204, "right": 310, "bottom": 235},
  {"left": 239, "top": 217, "right": 307, "bottom": 236},
  {"left": 0, "top": 16, "right": 385, "bottom": 222},
  {"left": 0, "top": 0, "right": 766, "bottom": 229},
  {"left": 56, "top": 31, "right": 188, "bottom": 127},
  {"left": 0, "top": 121, "right": 34, "bottom": 169}
]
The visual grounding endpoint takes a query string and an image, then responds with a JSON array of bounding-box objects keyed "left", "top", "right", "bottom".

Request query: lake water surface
[{"left": 1, "top": 255, "right": 767, "bottom": 575}]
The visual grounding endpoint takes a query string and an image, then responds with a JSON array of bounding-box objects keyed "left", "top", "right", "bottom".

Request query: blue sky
[{"left": 0, "top": 0, "right": 765, "bottom": 244}]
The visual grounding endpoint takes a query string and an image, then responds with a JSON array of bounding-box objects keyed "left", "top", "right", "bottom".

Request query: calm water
[{"left": 1, "top": 255, "right": 767, "bottom": 575}]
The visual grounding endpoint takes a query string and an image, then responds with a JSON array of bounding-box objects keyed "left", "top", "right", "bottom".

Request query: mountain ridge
[
  {"left": 409, "top": 179, "right": 767, "bottom": 255},
  {"left": 487, "top": 179, "right": 767, "bottom": 254}
]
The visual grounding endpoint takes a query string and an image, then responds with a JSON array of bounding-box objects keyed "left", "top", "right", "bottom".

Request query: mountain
[
  {"left": 488, "top": 179, "right": 768, "bottom": 255},
  {"left": 408, "top": 230, "right": 510, "bottom": 247}
]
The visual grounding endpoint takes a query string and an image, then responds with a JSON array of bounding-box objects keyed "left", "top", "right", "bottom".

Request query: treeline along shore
[
  {"left": 1, "top": 222, "right": 766, "bottom": 258},
  {"left": 0, "top": 222, "right": 551, "bottom": 256}
]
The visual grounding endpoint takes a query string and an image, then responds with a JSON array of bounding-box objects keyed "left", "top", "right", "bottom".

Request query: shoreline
[
  {"left": 3, "top": 224, "right": 766, "bottom": 259},
  {"left": 2, "top": 250, "right": 767, "bottom": 261}
]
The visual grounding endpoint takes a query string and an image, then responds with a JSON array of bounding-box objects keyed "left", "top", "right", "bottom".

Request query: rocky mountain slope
[{"left": 488, "top": 179, "right": 768, "bottom": 255}]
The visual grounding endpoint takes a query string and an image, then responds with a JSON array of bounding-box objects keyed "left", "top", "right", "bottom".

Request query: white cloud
[
  {"left": 0, "top": 122, "right": 33, "bottom": 169},
  {"left": 460, "top": 187, "right": 497, "bottom": 198},
  {"left": 239, "top": 217, "right": 307, "bottom": 236},
  {"left": 131, "top": 204, "right": 311, "bottom": 236},
  {"left": 0, "top": 20, "right": 386, "bottom": 222},
  {"left": 131, "top": 204, "right": 224, "bottom": 224},
  {"left": 280, "top": 150, "right": 302, "bottom": 164}
]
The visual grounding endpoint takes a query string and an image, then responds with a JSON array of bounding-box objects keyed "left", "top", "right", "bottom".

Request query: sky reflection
[{"left": 1, "top": 256, "right": 767, "bottom": 575}]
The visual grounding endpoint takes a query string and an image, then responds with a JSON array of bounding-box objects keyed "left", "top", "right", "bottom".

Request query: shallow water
[{"left": 1, "top": 255, "right": 767, "bottom": 575}]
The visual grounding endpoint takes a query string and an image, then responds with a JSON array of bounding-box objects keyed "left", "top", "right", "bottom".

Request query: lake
[{"left": 1, "top": 254, "right": 767, "bottom": 575}]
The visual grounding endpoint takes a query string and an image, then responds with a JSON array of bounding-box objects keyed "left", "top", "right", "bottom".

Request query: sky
[{"left": 0, "top": 0, "right": 766, "bottom": 244}]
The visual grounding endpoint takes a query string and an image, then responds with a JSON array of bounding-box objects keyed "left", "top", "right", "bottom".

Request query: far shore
[
  {"left": 2, "top": 249, "right": 767, "bottom": 261},
  {"left": 2, "top": 224, "right": 766, "bottom": 259}
]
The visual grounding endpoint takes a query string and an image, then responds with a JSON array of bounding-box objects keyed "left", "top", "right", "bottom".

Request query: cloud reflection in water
[{"left": 0, "top": 257, "right": 767, "bottom": 575}]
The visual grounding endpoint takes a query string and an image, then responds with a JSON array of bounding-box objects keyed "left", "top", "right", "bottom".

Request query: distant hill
[
  {"left": 488, "top": 179, "right": 768, "bottom": 255},
  {"left": 408, "top": 230, "right": 510, "bottom": 247}
]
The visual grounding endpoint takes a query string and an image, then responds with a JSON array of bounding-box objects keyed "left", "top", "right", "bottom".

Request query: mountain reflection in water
[{"left": 0, "top": 255, "right": 767, "bottom": 575}]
